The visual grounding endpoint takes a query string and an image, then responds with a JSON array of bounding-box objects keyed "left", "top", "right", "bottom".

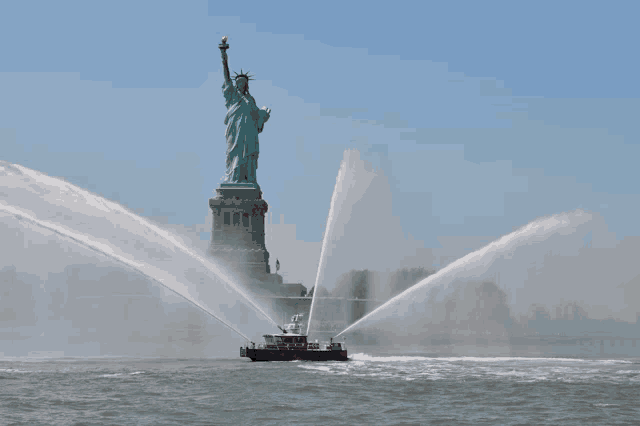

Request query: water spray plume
[
  {"left": 307, "top": 151, "right": 351, "bottom": 335},
  {"left": 0, "top": 203, "right": 251, "bottom": 341},
  {"left": 337, "top": 210, "right": 592, "bottom": 337},
  {"left": 1, "top": 161, "right": 279, "bottom": 332}
]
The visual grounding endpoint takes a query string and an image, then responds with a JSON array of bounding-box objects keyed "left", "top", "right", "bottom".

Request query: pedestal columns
[{"left": 207, "top": 183, "right": 271, "bottom": 278}]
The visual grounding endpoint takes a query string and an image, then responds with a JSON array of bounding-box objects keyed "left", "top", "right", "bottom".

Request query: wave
[{"left": 348, "top": 353, "right": 634, "bottom": 364}]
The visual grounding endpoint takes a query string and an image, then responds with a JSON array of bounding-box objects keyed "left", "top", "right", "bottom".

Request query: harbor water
[{"left": 1, "top": 354, "right": 639, "bottom": 425}]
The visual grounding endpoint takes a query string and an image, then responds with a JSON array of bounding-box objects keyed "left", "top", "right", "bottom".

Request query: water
[
  {"left": 1, "top": 202, "right": 251, "bottom": 342},
  {"left": 338, "top": 210, "right": 631, "bottom": 337},
  {"left": 307, "top": 149, "right": 380, "bottom": 335},
  {"left": 0, "top": 161, "right": 278, "bottom": 343},
  {"left": 308, "top": 150, "right": 351, "bottom": 335},
  {"left": 1, "top": 355, "right": 638, "bottom": 425}
]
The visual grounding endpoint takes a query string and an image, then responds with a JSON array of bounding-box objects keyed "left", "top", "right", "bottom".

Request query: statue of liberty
[{"left": 219, "top": 36, "right": 271, "bottom": 184}]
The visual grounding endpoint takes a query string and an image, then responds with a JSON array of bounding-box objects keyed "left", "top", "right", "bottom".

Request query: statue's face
[{"left": 237, "top": 77, "right": 248, "bottom": 93}]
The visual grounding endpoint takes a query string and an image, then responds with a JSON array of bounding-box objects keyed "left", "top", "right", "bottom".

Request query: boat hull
[{"left": 241, "top": 347, "right": 348, "bottom": 362}]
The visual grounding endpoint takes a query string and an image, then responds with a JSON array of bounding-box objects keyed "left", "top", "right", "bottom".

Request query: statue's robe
[{"left": 222, "top": 79, "right": 269, "bottom": 183}]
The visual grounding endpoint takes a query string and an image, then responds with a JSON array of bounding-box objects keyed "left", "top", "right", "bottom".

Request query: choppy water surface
[{"left": 1, "top": 355, "right": 639, "bottom": 425}]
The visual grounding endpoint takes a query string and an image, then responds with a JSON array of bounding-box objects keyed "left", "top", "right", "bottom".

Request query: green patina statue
[{"left": 219, "top": 36, "right": 271, "bottom": 184}]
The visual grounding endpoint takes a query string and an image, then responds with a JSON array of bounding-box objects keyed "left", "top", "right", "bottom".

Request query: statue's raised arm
[{"left": 219, "top": 36, "right": 232, "bottom": 83}]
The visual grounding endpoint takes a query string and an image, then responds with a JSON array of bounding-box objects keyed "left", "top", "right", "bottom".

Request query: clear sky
[{"left": 1, "top": 1, "right": 639, "bottom": 282}]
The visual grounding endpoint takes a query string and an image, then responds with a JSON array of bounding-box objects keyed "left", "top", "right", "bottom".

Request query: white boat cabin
[
  {"left": 263, "top": 334, "right": 308, "bottom": 346},
  {"left": 259, "top": 333, "right": 344, "bottom": 351}
]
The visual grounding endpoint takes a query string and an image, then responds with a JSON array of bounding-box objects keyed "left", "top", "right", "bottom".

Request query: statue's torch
[{"left": 219, "top": 36, "right": 229, "bottom": 52}]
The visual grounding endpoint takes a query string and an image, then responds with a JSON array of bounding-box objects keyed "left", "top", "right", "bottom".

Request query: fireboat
[{"left": 240, "top": 314, "right": 348, "bottom": 362}]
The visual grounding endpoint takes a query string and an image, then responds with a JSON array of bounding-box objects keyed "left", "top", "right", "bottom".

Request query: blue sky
[{"left": 1, "top": 0, "right": 639, "bottom": 272}]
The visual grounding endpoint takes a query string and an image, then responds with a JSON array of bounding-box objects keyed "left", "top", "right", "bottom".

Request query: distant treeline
[
  {"left": 330, "top": 267, "right": 437, "bottom": 300},
  {"left": 307, "top": 267, "right": 436, "bottom": 300}
]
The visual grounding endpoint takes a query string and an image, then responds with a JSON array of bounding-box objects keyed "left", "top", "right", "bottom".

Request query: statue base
[
  {"left": 216, "top": 182, "right": 262, "bottom": 200},
  {"left": 207, "top": 182, "right": 271, "bottom": 279}
]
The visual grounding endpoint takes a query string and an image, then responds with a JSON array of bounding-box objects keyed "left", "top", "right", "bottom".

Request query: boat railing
[{"left": 250, "top": 342, "right": 336, "bottom": 350}]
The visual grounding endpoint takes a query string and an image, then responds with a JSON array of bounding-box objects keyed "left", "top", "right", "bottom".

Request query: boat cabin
[
  {"left": 262, "top": 334, "right": 308, "bottom": 349},
  {"left": 259, "top": 334, "right": 345, "bottom": 351}
]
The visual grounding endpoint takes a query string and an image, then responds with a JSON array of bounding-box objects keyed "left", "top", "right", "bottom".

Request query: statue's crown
[{"left": 233, "top": 68, "right": 255, "bottom": 81}]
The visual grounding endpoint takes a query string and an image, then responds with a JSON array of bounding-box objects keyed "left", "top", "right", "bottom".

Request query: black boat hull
[{"left": 242, "top": 347, "right": 348, "bottom": 362}]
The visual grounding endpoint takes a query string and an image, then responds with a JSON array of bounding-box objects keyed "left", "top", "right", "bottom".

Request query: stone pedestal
[{"left": 208, "top": 183, "right": 271, "bottom": 278}]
